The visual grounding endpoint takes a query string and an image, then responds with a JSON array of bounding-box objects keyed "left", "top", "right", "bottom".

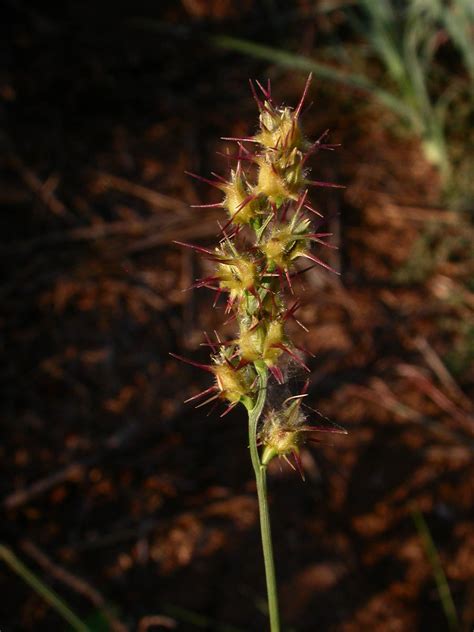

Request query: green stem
[
  {"left": 0, "top": 544, "right": 90, "bottom": 632},
  {"left": 248, "top": 363, "right": 281, "bottom": 632},
  {"left": 411, "top": 507, "right": 459, "bottom": 631}
]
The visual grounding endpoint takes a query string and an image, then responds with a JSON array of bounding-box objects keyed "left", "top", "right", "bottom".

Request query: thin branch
[
  {"left": 3, "top": 423, "right": 139, "bottom": 510},
  {"left": 137, "top": 615, "right": 177, "bottom": 631},
  {"left": 8, "top": 154, "right": 73, "bottom": 220}
]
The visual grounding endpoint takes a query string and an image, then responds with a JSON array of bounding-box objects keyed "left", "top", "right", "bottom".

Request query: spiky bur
[
  {"left": 174, "top": 74, "right": 345, "bottom": 476},
  {"left": 259, "top": 387, "right": 347, "bottom": 479}
]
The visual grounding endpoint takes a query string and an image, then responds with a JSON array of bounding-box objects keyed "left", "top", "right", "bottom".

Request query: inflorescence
[{"left": 172, "top": 76, "right": 347, "bottom": 473}]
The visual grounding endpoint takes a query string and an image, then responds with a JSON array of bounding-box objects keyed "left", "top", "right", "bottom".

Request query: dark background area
[{"left": 1, "top": 1, "right": 473, "bottom": 631}]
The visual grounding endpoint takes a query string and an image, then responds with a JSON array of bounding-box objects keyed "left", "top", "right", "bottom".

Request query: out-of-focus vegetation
[
  {"left": 214, "top": 0, "right": 474, "bottom": 201},
  {"left": 411, "top": 507, "right": 459, "bottom": 631},
  {"left": 0, "top": 545, "right": 89, "bottom": 632}
]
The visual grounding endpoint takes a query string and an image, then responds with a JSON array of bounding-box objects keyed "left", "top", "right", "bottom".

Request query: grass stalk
[{"left": 247, "top": 364, "right": 280, "bottom": 632}]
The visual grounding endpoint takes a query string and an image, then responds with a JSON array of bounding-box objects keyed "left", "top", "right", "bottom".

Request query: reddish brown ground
[{"left": 1, "top": 2, "right": 473, "bottom": 631}]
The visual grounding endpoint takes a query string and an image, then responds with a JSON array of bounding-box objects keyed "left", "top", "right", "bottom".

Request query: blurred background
[{"left": 1, "top": 1, "right": 473, "bottom": 630}]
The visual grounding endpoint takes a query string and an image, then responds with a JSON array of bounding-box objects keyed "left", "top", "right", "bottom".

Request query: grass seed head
[{"left": 177, "top": 75, "right": 342, "bottom": 438}]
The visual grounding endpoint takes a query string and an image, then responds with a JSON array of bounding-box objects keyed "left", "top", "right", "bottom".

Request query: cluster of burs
[{"left": 174, "top": 76, "right": 343, "bottom": 471}]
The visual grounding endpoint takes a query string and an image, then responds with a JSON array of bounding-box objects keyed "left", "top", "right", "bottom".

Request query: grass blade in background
[
  {"left": 211, "top": 35, "right": 415, "bottom": 121},
  {"left": 0, "top": 544, "right": 90, "bottom": 632},
  {"left": 411, "top": 507, "right": 459, "bottom": 631},
  {"left": 212, "top": 0, "right": 474, "bottom": 188},
  {"left": 211, "top": 34, "right": 451, "bottom": 179}
]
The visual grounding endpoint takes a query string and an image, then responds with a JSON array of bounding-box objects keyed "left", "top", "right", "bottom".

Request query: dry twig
[
  {"left": 414, "top": 336, "right": 472, "bottom": 411},
  {"left": 3, "top": 423, "right": 139, "bottom": 510},
  {"left": 8, "top": 154, "right": 74, "bottom": 220},
  {"left": 397, "top": 364, "right": 474, "bottom": 432},
  {"left": 137, "top": 615, "right": 177, "bottom": 631},
  {"left": 94, "top": 171, "right": 186, "bottom": 214}
]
